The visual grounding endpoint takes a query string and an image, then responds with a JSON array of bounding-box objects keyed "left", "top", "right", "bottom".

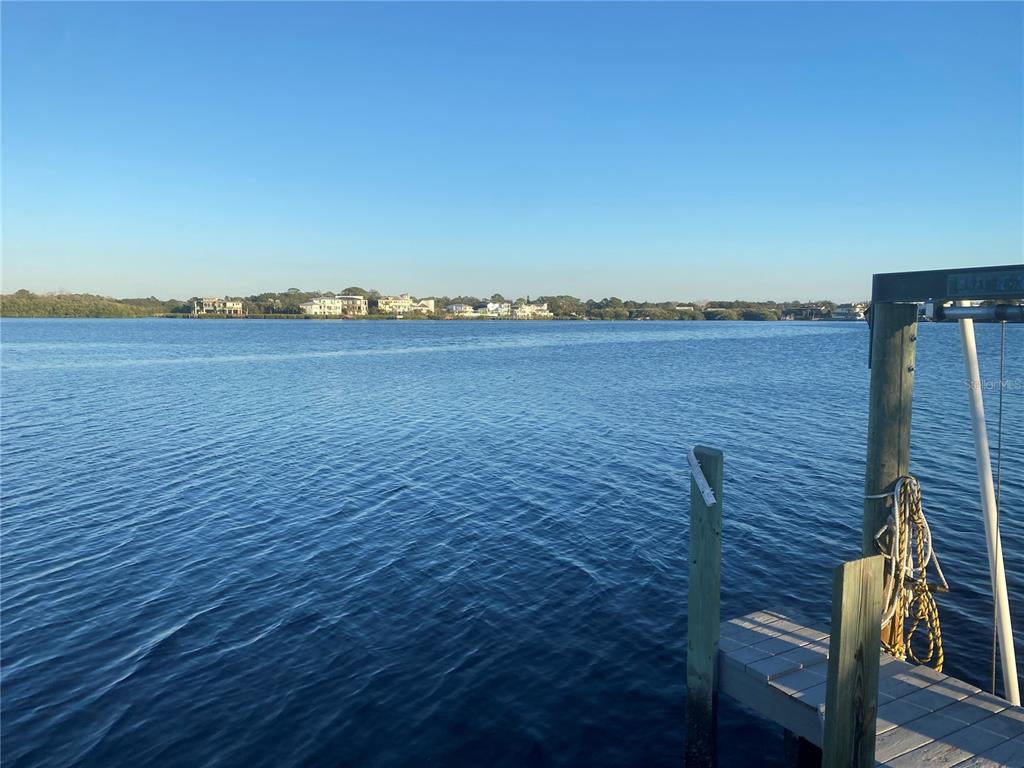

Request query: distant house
[
  {"left": 371, "top": 294, "right": 434, "bottom": 315},
  {"left": 469, "top": 302, "right": 511, "bottom": 318},
  {"left": 831, "top": 302, "right": 867, "bottom": 321},
  {"left": 511, "top": 302, "right": 553, "bottom": 319},
  {"left": 373, "top": 294, "right": 414, "bottom": 314},
  {"left": 300, "top": 295, "right": 368, "bottom": 316},
  {"left": 676, "top": 305, "right": 695, "bottom": 312},
  {"left": 444, "top": 303, "right": 477, "bottom": 317},
  {"left": 781, "top": 304, "right": 832, "bottom": 321},
  {"left": 193, "top": 297, "right": 244, "bottom": 316}
]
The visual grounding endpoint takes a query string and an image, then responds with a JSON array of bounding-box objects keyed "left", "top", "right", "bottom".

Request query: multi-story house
[
  {"left": 444, "top": 303, "right": 477, "bottom": 317},
  {"left": 511, "top": 302, "right": 553, "bottom": 319},
  {"left": 300, "top": 295, "right": 368, "bottom": 316},
  {"left": 374, "top": 294, "right": 414, "bottom": 314},
  {"left": 372, "top": 294, "right": 435, "bottom": 315},
  {"left": 193, "top": 297, "right": 245, "bottom": 316}
]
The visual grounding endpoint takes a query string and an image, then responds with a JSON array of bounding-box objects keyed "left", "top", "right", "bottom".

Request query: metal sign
[
  {"left": 947, "top": 269, "right": 1024, "bottom": 299},
  {"left": 872, "top": 264, "right": 1024, "bottom": 303}
]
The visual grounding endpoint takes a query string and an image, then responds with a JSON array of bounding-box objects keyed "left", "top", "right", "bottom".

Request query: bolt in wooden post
[
  {"left": 685, "top": 446, "right": 724, "bottom": 768},
  {"left": 822, "top": 555, "right": 885, "bottom": 768}
]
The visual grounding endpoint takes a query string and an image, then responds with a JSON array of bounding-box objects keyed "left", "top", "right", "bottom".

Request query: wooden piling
[
  {"left": 862, "top": 302, "right": 917, "bottom": 556},
  {"left": 863, "top": 302, "right": 916, "bottom": 648},
  {"left": 685, "top": 446, "right": 724, "bottom": 768},
  {"left": 822, "top": 555, "right": 885, "bottom": 768}
]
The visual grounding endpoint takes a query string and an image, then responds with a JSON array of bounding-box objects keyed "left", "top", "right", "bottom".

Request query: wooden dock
[
  {"left": 719, "top": 610, "right": 1024, "bottom": 767},
  {"left": 685, "top": 268, "right": 1024, "bottom": 766}
]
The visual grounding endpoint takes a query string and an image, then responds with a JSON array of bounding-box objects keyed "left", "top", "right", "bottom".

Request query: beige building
[
  {"left": 512, "top": 302, "right": 553, "bottom": 319},
  {"left": 375, "top": 294, "right": 435, "bottom": 315},
  {"left": 300, "top": 295, "right": 368, "bottom": 316},
  {"left": 193, "top": 298, "right": 244, "bottom": 316}
]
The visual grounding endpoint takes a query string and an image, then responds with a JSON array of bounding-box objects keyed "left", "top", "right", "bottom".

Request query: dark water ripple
[{"left": 1, "top": 319, "right": 1020, "bottom": 767}]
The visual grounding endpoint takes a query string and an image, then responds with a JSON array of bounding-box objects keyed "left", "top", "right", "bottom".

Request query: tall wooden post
[
  {"left": 685, "top": 446, "right": 724, "bottom": 768},
  {"left": 823, "top": 555, "right": 885, "bottom": 768},
  {"left": 863, "top": 302, "right": 916, "bottom": 647},
  {"left": 863, "top": 302, "right": 917, "bottom": 554}
]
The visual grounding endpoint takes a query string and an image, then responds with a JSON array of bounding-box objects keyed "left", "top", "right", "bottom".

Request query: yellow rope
[{"left": 874, "top": 475, "right": 947, "bottom": 672}]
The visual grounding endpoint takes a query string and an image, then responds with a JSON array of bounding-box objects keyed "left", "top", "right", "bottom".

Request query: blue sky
[{"left": 2, "top": 2, "right": 1022, "bottom": 301}]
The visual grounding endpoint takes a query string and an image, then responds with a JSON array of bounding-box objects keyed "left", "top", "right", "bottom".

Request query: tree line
[
  {"left": 0, "top": 290, "right": 186, "bottom": 317},
  {"left": 1, "top": 288, "right": 842, "bottom": 320}
]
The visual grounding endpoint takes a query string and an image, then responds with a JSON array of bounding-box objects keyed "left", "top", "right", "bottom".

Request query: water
[{"left": 1, "top": 319, "right": 1021, "bottom": 767}]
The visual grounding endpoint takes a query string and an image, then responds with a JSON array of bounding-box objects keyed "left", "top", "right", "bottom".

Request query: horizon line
[{"left": 3, "top": 287, "right": 872, "bottom": 305}]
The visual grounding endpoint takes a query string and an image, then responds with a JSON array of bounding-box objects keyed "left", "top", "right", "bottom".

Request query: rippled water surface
[{"left": 2, "top": 319, "right": 1021, "bottom": 767}]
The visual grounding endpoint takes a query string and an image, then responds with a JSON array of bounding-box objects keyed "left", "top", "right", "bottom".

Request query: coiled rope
[{"left": 871, "top": 475, "right": 949, "bottom": 671}]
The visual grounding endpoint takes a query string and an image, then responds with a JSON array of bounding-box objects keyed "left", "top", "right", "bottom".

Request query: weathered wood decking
[{"left": 719, "top": 610, "right": 1024, "bottom": 767}]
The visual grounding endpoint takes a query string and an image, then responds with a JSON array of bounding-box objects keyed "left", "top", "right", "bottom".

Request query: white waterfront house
[
  {"left": 372, "top": 294, "right": 435, "bottom": 315},
  {"left": 832, "top": 302, "right": 867, "bottom": 321},
  {"left": 486, "top": 301, "right": 512, "bottom": 317},
  {"left": 445, "top": 303, "right": 477, "bottom": 317},
  {"left": 511, "top": 302, "right": 554, "bottom": 319},
  {"left": 300, "top": 295, "right": 368, "bottom": 316},
  {"left": 374, "top": 294, "right": 412, "bottom": 314},
  {"left": 193, "top": 297, "right": 244, "bottom": 316}
]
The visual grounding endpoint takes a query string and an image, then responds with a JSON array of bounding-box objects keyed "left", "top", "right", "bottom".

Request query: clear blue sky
[{"left": 3, "top": 2, "right": 1022, "bottom": 302}]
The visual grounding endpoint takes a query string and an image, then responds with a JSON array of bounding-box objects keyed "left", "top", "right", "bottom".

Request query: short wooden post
[
  {"left": 822, "top": 555, "right": 885, "bottom": 768},
  {"left": 685, "top": 446, "right": 724, "bottom": 768}
]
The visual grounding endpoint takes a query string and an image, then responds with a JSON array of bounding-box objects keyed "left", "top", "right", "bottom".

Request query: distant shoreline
[
  {"left": 1, "top": 290, "right": 867, "bottom": 322},
  {"left": 0, "top": 314, "right": 872, "bottom": 323}
]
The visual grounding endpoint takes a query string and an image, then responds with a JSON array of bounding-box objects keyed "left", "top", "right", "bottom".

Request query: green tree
[
  {"left": 704, "top": 308, "right": 741, "bottom": 321},
  {"left": 540, "top": 295, "right": 585, "bottom": 317}
]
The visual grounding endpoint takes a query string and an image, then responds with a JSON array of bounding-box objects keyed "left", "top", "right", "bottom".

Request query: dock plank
[
  {"left": 875, "top": 711, "right": 972, "bottom": 763},
  {"left": 717, "top": 611, "right": 1024, "bottom": 767},
  {"left": 885, "top": 721, "right": 1008, "bottom": 768},
  {"left": 956, "top": 737, "right": 1024, "bottom": 767},
  {"left": 939, "top": 693, "right": 1008, "bottom": 727},
  {"left": 974, "top": 707, "right": 1024, "bottom": 741}
]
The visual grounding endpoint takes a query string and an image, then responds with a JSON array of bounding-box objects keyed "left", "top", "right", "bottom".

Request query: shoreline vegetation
[{"left": 0, "top": 288, "right": 862, "bottom": 321}]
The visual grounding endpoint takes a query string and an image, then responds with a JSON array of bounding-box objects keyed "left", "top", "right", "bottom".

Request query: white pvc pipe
[{"left": 958, "top": 307, "right": 1020, "bottom": 704}]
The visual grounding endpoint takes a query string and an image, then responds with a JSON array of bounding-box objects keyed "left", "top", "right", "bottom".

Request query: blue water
[{"left": 1, "top": 319, "right": 1021, "bottom": 767}]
